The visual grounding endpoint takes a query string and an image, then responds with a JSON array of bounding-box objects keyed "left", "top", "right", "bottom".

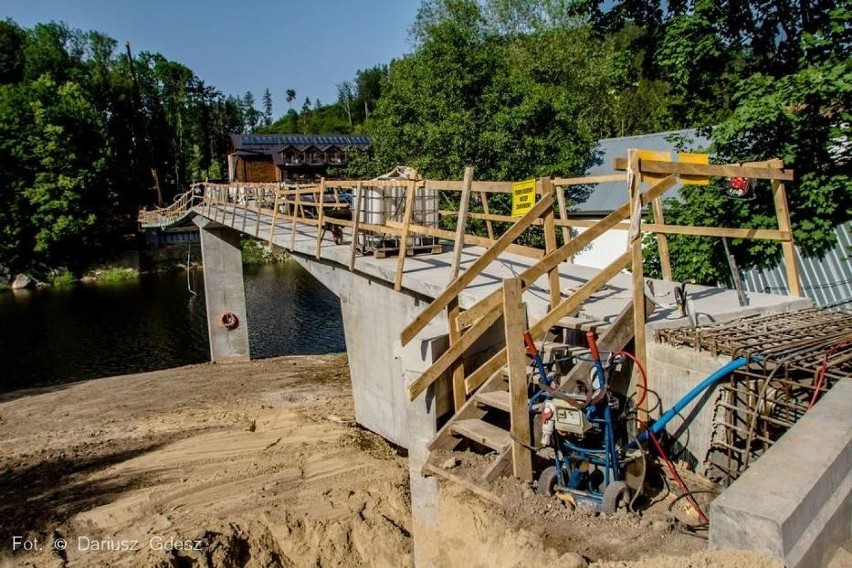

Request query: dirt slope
[{"left": 0, "top": 355, "right": 781, "bottom": 567}]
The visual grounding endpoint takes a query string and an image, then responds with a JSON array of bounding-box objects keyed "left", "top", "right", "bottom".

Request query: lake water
[{"left": 0, "top": 262, "right": 346, "bottom": 393}]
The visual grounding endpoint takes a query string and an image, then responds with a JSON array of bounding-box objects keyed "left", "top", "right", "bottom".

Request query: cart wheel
[
  {"left": 602, "top": 481, "right": 630, "bottom": 514},
  {"left": 537, "top": 466, "right": 559, "bottom": 496}
]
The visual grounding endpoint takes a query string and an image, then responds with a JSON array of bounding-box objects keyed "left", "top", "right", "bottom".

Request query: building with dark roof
[
  {"left": 570, "top": 129, "right": 709, "bottom": 269},
  {"left": 227, "top": 134, "right": 371, "bottom": 182}
]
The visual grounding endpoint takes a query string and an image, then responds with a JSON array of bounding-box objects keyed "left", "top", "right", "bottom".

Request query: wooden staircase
[{"left": 421, "top": 300, "right": 648, "bottom": 498}]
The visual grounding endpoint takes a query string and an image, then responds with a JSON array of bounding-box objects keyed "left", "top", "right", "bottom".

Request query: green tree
[{"left": 262, "top": 87, "right": 273, "bottom": 126}]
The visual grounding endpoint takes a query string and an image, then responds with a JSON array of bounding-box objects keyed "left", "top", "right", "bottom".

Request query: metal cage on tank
[{"left": 358, "top": 167, "right": 440, "bottom": 253}]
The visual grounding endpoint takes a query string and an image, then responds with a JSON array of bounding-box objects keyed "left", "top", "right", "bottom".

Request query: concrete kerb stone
[{"left": 709, "top": 376, "right": 852, "bottom": 568}]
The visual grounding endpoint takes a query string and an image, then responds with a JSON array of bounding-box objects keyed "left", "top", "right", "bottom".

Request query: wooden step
[
  {"left": 474, "top": 390, "right": 511, "bottom": 412},
  {"left": 555, "top": 316, "right": 611, "bottom": 333},
  {"left": 450, "top": 419, "right": 511, "bottom": 452}
]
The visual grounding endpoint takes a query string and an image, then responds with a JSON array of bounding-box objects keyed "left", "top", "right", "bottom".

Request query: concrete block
[
  {"left": 710, "top": 377, "right": 852, "bottom": 568},
  {"left": 646, "top": 343, "right": 732, "bottom": 464}
]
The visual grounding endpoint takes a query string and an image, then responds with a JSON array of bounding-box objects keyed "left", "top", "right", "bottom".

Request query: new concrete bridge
[{"left": 139, "top": 156, "right": 849, "bottom": 567}]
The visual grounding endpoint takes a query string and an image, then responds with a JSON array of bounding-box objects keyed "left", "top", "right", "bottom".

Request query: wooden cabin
[{"left": 228, "top": 134, "right": 370, "bottom": 182}]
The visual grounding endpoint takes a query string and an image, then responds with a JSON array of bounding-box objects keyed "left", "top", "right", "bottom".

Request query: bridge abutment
[
  {"left": 194, "top": 218, "right": 250, "bottom": 363},
  {"left": 292, "top": 258, "right": 456, "bottom": 566}
]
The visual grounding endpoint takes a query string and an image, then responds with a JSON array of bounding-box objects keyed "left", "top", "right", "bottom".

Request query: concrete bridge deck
[{"left": 198, "top": 203, "right": 809, "bottom": 330}]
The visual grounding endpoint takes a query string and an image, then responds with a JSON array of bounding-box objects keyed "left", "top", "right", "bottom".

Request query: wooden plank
[
  {"left": 480, "top": 188, "right": 495, "bottom": 240},
  {"left": 772, "top": 179, "right": 802, "bottom": 296},
  {"left": 455, "top": 175, "right": 676, "bottom": 332},
  {"left": 651, "top": 198, "right": 672, "bottom": 280},
  {"left": 643, "top": 224, "right": 792, "bottom": 240},
  {"left": 464, "top": 351, "right": 508, "bottom": 397},
  {"left": 556, "top": 181, "right": 571, "bottom": 248},
  {"left": 629, "top": 149, "right": 649, "bottom": 377},
  {"left": 504, "top": 277, "right": 533, "bottom": 481},
  {"left": 348, "top": 181, "right": 363, "bottom": 271},
  {"left": 268, "top": 187, "right": 281, "bottom": 246},
  {"left": 483, "top": 446, "right": 513, "bottom": 483},
  {"left": 541, "top": 178, "right": 560, "bottom": 310},
  {"left": 448, "top": 299, "right": 466, "bottom": 411},
  {"left": 407, "top": 306, "right": 502, "bottom": 401},
  {"left": 613, "top": 158, "right": 795, "bottom": 181},
  {"left": 393, "top": 180, "right": 417, "bottom": 291},
  {"left": 441, "top": 210, "right": 545, "bottom": 226},
  {"left": 240, "top": 190, "right": 249, "bottom": 233},
  {"left": 552, "top": 174, "right": 627, "bottom": 186},
  {"left": 400, "top": 195, "right": 553, "bottom": 346},
  {"left": 527, "top": 252, "right": 630, "bottom": 339},
  {"left": 254, "top": 188, "right": 263, "bottom": 238},
  {"left": 421, "top": 463, "right": 504, "bottom": 506},
  {"left": 451, "top": 419, "right": 511, "bottom": 452},
  {"left": 450, "top": 167, "right": 474, "bottom": 279},
  {"left": 465, "top": 251, "right": 631, "bottom": 394},
  {"left": 474, "top": 389, "right": 511, "bottom": 412},
  {"left": 423, "top": 180, "right": 514, "bottom": 193},
  {"left": 428, "top": 368, "right": 506, "bottom": 452}
]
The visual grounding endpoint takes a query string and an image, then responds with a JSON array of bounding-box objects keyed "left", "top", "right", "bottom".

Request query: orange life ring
[{"left": 220, "top": 312, "right": 239, "bottom": 330}]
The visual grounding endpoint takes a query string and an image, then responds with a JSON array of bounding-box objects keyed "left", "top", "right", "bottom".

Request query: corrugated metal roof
[
  {"left": 742, "top": 222, "right": 852, "bottom": 310},
  {"left": 571, "top": 129, "right": 710, "bottom": 214}
]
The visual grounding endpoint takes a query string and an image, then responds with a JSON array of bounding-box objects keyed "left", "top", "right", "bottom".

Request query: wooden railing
[
  {"left": 397, "top": 153, "right": 798, "bottom": 439},
  {"left": 137, "top": 188, "right": 201, "bottom": 228},
  {"left": 140, "top": 155, "right": 799, "bottom": 427}
]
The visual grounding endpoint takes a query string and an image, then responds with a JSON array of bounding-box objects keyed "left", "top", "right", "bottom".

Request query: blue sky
[{"left": 3, "top": 0, "right": 420, "bottom": 117}]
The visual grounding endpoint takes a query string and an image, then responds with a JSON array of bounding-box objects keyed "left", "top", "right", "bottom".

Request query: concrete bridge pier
[
  {"left": 293, "top": 258, "right": 453, "bottom": 566},
  {"left": 194, "top": 217, "right": 250, "bottom": 363}
]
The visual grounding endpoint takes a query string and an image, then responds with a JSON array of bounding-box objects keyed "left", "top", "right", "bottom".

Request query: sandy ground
[{"left": 0, "top": 355, "right": 786, "bottom": 567}]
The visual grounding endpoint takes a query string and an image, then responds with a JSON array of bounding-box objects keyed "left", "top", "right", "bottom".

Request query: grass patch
[
  {"left": 96, "top": 267, "right": 139, "bottom": 283},
  {"left": 0, "top": 282, "right": 8, "bottom": 293},
  {"left": 49, "top": 270, "right": 77, "bottom": 287}
]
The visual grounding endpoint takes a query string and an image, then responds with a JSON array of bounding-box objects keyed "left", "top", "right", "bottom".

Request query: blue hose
[{"left": 630, "top": 356, "right": 753, "bottom": 447}]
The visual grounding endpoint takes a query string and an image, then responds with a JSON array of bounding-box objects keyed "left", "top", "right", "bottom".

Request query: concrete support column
[{"left": 194, "top": 217, "right": 250, "bottom": 362}]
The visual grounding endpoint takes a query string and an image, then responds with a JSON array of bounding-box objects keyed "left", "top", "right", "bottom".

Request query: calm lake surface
[{"left": 0, "top": 262, "right": 345, "bottom": 393}]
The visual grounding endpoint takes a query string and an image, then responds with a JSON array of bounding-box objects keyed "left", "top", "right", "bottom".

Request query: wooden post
[
  {"left": 447, "top": 299, "right": 465, "bottom": 411},
  {"left": 651, "top": 198, "right": 672, "bottom": 280},
  {"left": 541, "top": 177, "right": 561, "bottom": 309},
  {"left": 394, "top": 179, "right": 417, "bottom": 291},
  {"left": 348, "top": 181, "right": 363, "bottom": 271},
  {"left": 628, "top": 150, "right": 649, "bottom": 379},
  {"left": 267, "top": 185, "right": 280, "bottom": 246},
  {"left": 240, "top": 187, "right": 250, "bottom": 233},
  {"left": 315, "top": 177, "right": 326, "bottom": 259},
  {"left": 450, "top": 167, "right": 474, "bottom": 279},
  {"left": 556, "top": 183, "right": 571, "bottom": 249},
  {"left": 254, "top": 187, "right": 263, "bottom": 238},
  {"left": 447, "top": 167, "right": 474, "bottom": 410},
  {"left": 503, "top": 277, "right": 533, "bottom": 482},
  {"left": 230, "top": 185, "right": 239, "bottom": 225},
  {"left": 480, "top": 190, "right": 495, "bottom": 240},
  {"left": 771, "top": 176, "right": 802, "bottom": 296}
]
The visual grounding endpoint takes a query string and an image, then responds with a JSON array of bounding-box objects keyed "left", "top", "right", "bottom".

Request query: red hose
[
  {"left": 808, "top": 340, "right": 849, "bottom": 410},
  {"left": 648, "top": 430, "right": 709, "bottom": 524},
  {"left": 617, "top": 350, "right": 648, "bottom": 408},
  {"left": 621, "top": 350, "right": 709, "bottom": 524}
]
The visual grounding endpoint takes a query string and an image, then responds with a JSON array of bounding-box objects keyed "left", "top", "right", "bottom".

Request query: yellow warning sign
[
  {"left": 511, "top": 179, "right": 536, "bottom": 217},
  {"left": 678, "top": 152, "right": 710, "bottom": 185}
]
